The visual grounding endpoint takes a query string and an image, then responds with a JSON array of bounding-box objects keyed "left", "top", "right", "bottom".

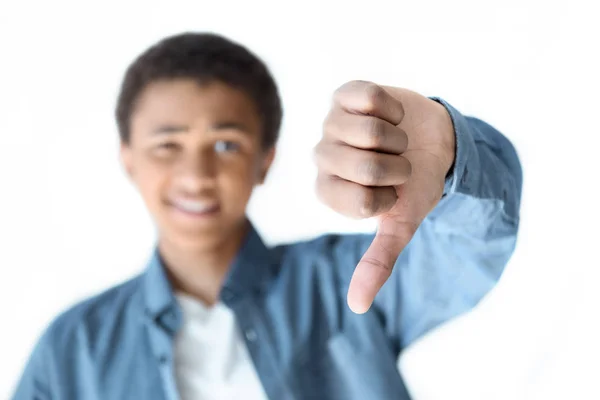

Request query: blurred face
[{"left": 121, "top": 79, "right": 275, "bottom": 249}]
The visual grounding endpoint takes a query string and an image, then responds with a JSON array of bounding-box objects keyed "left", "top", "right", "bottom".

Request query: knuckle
[
  {"left": 311, "top": 147, "right": 319, "bottom": 165},
  {"left": 333, "top": 81, "right": 355, "bottom": 103},
  {"left": 363, "top": 118, "right": 386, "bottom": 147},
  {"left": 322, "top": 108, "right": 343, "bottom": 139},
  {"left": 315, "top": 173, "right": 329, "bottom": 198},
  {"left": 332, "top": 84, "right": 345, "bottom": 100},
  {"left": 363, "top": 83, "right": 386, "bottom": 113},
  {"left": 358, "top": 157, "right": 386, "bottom": 185},
  {"left": 316, "top": 174, "right": 343, "bottom": 208},
  {"left": 312, "top": 141, "right": 327, "bottom": 165},
  {"left": 322, "top": 109, "right": 335, "bottom": 134},
  {"left": 361, "top": 256, "right": 393, "bottom": 272}
]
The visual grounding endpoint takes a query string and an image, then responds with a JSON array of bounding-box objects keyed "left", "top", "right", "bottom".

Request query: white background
[{"left": 1, "top": 1, "right": 598, "bottom": 399}]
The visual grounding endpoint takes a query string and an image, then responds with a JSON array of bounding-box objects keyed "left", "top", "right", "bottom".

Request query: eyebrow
[
  {"left": 153, "top": 124, "right": 189, "bottom": 135},
  {"left": 211, "top": 122, "right": 251, "bottom": 133},
  {"left": 152, "top": 122, "right": 250, "bottom": 135}
]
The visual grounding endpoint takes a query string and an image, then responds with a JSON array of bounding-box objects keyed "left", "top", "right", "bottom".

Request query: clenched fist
[{"left": 314, "top": 81, "right": 456, "bottom": 314}]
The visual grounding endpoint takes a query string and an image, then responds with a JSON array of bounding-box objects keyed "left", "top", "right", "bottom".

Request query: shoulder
[
  {"left": 13, "top": 275, "right": 146, "bottom": 397},
  {"left": 41, "top": 274, "right": 144, "bottom": 353}
]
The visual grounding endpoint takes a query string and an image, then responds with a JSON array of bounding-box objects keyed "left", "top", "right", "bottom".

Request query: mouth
[{"left": 168, "top": 198, "right": 221, "bottom": 218}]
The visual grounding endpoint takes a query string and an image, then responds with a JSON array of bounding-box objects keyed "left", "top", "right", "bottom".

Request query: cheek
[
  {"left": 132, "top": 161, "right": 170, "bottom": 205},
  {"left": 218, "top": 161, "right": 259, "bottom": 197}
]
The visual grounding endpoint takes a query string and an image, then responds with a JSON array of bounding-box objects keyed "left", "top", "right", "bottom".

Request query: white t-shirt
[{"left": 173, "top": 293, "right": 269, "bottom": 400}]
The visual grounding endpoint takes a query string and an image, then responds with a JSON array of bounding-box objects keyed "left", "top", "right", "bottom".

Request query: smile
[{"left": 169, "top": 199, "right": 221, "bottom": 217}]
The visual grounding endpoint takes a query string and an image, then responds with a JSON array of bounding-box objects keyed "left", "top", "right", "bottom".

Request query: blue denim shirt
[{"left": 12, "top": 99, "right": 522, "bottom": 400}]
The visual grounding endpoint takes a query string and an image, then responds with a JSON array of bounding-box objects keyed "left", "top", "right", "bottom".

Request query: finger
[
  {"left": 346, "top": 153, "right": 443, "bottom": 314},
  {"left": 334, "top": 81, "right": 405, "bottom": 125},
  {"left": 315, "top": 173, "right": 397, "bottom": 218},
  {"left": 323, "top": 107, "right": 408, "bottom": 154},
  {"left": 347, "top": 217, "right": 419, "bottom": 314},
  {"left": 314, "top": 142, "right": 412, "bottom": 187}
]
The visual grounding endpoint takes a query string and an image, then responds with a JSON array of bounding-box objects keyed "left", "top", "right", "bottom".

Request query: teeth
[{"left": 173, "top": 199, "right": 216, "bottom": 213}]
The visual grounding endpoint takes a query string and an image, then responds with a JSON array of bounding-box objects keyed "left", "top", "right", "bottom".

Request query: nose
[{"left": 175, "top": 151, "right": 217, "bottom": 193}]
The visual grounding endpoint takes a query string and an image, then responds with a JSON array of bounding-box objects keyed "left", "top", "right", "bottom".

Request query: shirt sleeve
[
  {"left": 338, "top": 98, "right": 523, "bottom": 352},
  {"left": 11, "top": 331, "right": 53, "bottom": 400}
]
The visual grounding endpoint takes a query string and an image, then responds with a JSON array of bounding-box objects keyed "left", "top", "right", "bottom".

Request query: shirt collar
[
  {"left": 220, "top": 222, "right": 278, "bottom": 301},
  {"left": 141, "top": 221, "right": 276, "bottom": 318},
  {"left": 141, "top": 247, "right": 178, "bottom": 319}
]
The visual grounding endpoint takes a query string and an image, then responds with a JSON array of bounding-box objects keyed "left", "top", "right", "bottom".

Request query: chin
[{"left": 163, "top": 218, "right": 246, "bottom": 248}]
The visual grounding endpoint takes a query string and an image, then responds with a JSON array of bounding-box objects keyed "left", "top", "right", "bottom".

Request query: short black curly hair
[{"left": 115, "top": 32, "right": 283, "bottom": 148}]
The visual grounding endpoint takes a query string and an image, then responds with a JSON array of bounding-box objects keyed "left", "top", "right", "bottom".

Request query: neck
[{"left": 158, "top": 220, "right": 249, "bottom": 306}]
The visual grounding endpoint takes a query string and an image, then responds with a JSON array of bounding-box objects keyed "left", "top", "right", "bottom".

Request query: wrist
[{"left": 430, "top": 99, "right": 457, "bottom": 177}]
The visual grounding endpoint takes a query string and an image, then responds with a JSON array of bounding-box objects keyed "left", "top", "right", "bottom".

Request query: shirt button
[
  {"left": 245, "top": 329, "right": 257, "bottom": 342},
  {"left": 158, "top": 355, "right": 168, "bottom": 364}
]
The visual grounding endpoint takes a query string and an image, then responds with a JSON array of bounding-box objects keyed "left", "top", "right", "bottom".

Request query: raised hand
[{"left": 314, "top": 81, "right": 456, "bottom": 314}]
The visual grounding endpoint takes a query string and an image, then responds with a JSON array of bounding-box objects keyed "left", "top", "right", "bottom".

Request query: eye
[
  {"left": 214, "top": 140, "right": 241, "bottom": 153},
  {"left": 152, "top": 142, "right": 180, "bottom": 157},
  {"left": 158, "top": 142, "right": 178, "bottom": 150}
]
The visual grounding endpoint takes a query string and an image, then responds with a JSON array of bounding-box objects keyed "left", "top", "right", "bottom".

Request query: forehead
[{"left": 131, "top": 79, "right": 262, "bottom": 131}]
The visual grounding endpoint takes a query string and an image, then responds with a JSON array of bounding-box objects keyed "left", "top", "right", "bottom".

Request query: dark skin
[
  {"left": 120, "top": 78, "right": 455, "bottom": 313},
  {"left": 120, "top": 79, "right": 275, "bottom": 305},
  {"left": 315, "top": 81, "right": 455, "bottom": 313}
]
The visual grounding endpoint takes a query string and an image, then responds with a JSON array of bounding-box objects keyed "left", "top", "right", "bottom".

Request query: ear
[
  {"left": 120, "top": 142, "right": 134, "bottom": 180},
  {"left": 257, "top": 146, "right": 276, "bottom": 185}
]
